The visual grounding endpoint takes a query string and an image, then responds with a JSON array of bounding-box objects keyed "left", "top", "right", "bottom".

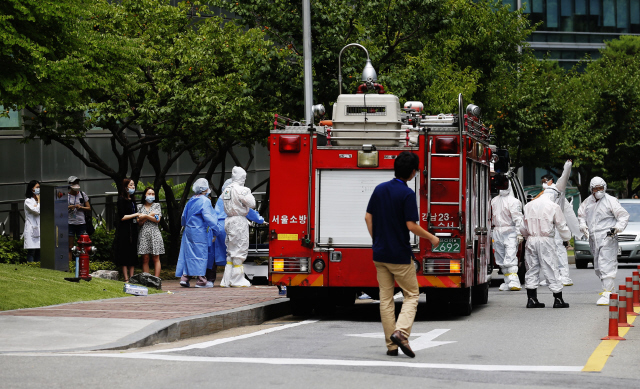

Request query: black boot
[
  {"left": 553, "top": 292, "right": 570, "bottom": 308},
  {"left": 526, "top": 288, "right": 545, "bottom": 308}
]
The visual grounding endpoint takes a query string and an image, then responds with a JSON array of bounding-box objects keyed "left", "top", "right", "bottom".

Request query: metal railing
[{"left": 1, "top": 194, "right": 270, "bottom": 256}]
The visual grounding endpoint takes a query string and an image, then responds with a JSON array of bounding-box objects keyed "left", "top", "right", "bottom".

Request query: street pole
[{"left": 303, "top": 0, "right": 313, "bottom": 125}]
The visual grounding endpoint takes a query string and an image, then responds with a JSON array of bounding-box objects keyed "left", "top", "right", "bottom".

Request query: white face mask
[
  {"left": 146, "top": 196, "right": 155, "bottom": 203},
  {"left": 71, "top": 185, "right": 80, "bottom": 191},
  {"left": 594, "top": 190, "right": 605, "bottom": 200},
  {"left": 542, "top": 182, "right": 549, "bottom": 189},
  {"left": 128, "top": 188, "right": 135, "bottom": 195},
  {"left": 34, "top": 188, "right": 40, "bottom": 195}
]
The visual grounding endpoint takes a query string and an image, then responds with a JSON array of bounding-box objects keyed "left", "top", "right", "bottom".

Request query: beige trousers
[{"left": 374, "top": 261, "right": 420, "bottom": 350}]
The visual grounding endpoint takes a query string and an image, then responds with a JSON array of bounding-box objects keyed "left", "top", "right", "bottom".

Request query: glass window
[
  {"left": 0, "top": 106, "right": 21, "bottom": 130},
  {"left": 534, "top": 0, "right": 544, "bottom": 13},
  {"left": 504, "top": 0, "right": 517, "bottom": 10},
  {"left": 618, "top": 0, "right": 629, "bottom": 28},
  {"left": 562, "top": 0, "right": 573, "bottom": 15},
  {"left": 576, "top": 0, "right": 588, "bottom": 14},
  {"left": 548, "top": 0, "right": 560, "bottom": 27},
  {"left": 591, "top": 0, "right": 601, "bottom": 15},
  {"left": 523, "top": 0, "right": 532, "bottom": 12},
  {"left": 632, "top": 0, "right": 640, "bottom": 24},
  {"left": 603, "top": 0, "right": 616, "bottom": 26}
]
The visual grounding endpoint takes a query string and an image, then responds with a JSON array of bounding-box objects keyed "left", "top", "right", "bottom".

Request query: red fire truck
[{"left": 268, "top": 83, "right": 493, "bottom": 316}]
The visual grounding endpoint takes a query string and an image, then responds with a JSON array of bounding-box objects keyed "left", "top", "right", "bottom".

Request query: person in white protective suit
[
  {"left": 490, "top": 185, "right": 524, "bottom": 291},
  {"left": 220, "top": 167, "right": 256, "bottom": 287},
  {"left": 578, "top": 177, "right": 629, "bottom": 306},
  {"left": 520, "top": 189, "right": 572, "bottom": 308},
  {"left": 538, "top": 160, "right": 583, "bottom": 287}
]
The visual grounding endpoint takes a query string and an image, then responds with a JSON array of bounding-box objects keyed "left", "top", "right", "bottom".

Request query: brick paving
[{"left": 0, "top": 280, "right": 284, "bottom": 320}]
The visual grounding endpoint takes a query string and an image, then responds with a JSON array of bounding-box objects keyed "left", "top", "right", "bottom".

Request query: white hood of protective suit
[
  {"left": 590, "top": 176, "right": 607, "bottom": 192},
  {"left": 231, "top": 166, "right": 247, "bottom": 186}
]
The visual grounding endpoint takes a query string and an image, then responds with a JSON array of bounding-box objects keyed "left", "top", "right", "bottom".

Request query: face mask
[
  {"left": 34, "top": 188, "right": 40, "bottom": 195},
  {"left": 146, "top": 196, "right": 155, "bottom": 203},
  {"left": 541, "top": 182, "right": 549, "bottom": 189},
  {"left": 128, "top": 188, "right": 135, "bottom": 195},
  {"left": 594, "top": 190, "right": 605, "bottom": 200},
  {"left": 71, "top": 185, "right": 80, "bottom": 191}
]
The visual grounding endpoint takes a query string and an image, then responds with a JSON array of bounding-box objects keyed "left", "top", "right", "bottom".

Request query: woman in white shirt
[{"left": 24, "top": 180, "right": 41, "bottom": 262}]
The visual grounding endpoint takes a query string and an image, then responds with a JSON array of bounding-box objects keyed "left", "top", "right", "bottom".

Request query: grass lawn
[{"left": 0, "top": 264, "right": 162, "bottom": 311}]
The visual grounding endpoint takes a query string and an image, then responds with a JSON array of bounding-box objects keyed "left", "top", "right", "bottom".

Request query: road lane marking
[
  {"left": 346, "top": 329, "right": 456, "bottom": 352},
  {"left": 582, "top": 306, "right": 638, "bottom": 372},
  {"left": 54, "top": 353, "right": 584, "bottom": 372},
  {"left": 141, "top": 319, "right": 318, "bottom": 354}
]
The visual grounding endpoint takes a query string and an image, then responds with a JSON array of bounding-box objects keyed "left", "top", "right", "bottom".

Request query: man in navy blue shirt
[{"left": 365, "top": 151, "right": 439, "bottom": 358}]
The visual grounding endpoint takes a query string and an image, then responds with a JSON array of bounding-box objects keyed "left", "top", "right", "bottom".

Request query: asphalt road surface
[{"left": 2, "top": 265, "right": 639, "bottom": 389}]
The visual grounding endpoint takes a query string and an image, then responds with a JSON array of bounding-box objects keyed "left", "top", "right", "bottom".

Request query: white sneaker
[
  {"left": 597, "top": 292, "right": 611, "bottom": 306},
  {"left": 499, "top": 282, "right": 510, "bottom": 291},
  {"left": 562, "top": 278, "right": 574, "bottom": 286},
  {"left": 393, "top": 292, "right": 404, "bottom": 300},
  {"left": 195, "top": 281, "right": 214, "bottom": 288},
  {"left": 539, "top": 280, "right": 548, "bottom": 287},
  {"left": 358, "top": 293, "right": 372, "bottom": 300}
]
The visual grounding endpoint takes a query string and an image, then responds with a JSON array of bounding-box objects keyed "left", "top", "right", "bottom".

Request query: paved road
[{"left": 2, "top": 265, "right": 639, "bottom": 388}]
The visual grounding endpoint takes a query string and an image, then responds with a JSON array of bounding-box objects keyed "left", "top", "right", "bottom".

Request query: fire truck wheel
[
  {"left": 314, "top": 299, "right": 337, "bottom": 316},
  {"left": 451, "top": 288, "right": 472, "bottom": 316},
  {"left": 472, "top": 283, "right": 489, "bottom": 305},
  {"left": 290, "top": 298, "right": 313, "bottom": 316}
]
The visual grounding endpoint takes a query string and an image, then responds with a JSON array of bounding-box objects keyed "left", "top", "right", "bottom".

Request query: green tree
[
  {"left": 6, "top": 0, "right": 288, "bottom": 260},
  {"left": 558, "top": 36, "right": 640, "bottom": 199}
]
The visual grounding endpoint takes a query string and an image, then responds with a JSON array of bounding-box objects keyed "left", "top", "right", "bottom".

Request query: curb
[
  {"left": 0, "top": 298, "right": 290, "bottom": 354},
  {"left": 99, "top": 298, "right": 291, "bottom": 351}
]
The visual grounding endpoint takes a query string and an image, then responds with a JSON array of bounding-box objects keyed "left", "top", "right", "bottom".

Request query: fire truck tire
[
  {"left": 472, "top": 282, "right": 489, "bottom": 305},
  {"left": 290, "top": 298, "right": 313, "bottom": 316},
  {"left": 314, "top": 299, "right": 337, "bottom": 316},
  {"left": 451, "top": 287, "right": 472, "bottom": 316}
]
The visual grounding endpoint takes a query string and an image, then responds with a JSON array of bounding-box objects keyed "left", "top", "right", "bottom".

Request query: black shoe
[
  {"left": 386, "top": 349, "right": 398, "bottom": 356},
  {"left": 553, "top": 292, "right": 570, "bottom": 308},
  {"left": 526, "top": 288, "right": 545, "bottom": 308}
]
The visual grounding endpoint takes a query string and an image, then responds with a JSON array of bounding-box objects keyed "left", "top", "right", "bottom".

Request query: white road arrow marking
[{"left": 346, "top": 329, "right": 455, "bottom": 353}]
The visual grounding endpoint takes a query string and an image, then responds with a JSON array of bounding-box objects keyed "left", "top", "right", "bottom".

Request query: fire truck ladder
[{"left": 425, "top": 93, "right": 464, "bottom": 231}]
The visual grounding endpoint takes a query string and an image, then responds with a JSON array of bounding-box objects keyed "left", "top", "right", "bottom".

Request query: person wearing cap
[
  {"left": 175, "top": 178, "right": 220, "bottom": 288},
  {"left": 67, "top": 176, "right": 91, "bottom": 263}
]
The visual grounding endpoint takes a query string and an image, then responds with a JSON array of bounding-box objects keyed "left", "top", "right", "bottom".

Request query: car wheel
[{"left": 575, "top": 258, "right": 589, "bottom": 269}]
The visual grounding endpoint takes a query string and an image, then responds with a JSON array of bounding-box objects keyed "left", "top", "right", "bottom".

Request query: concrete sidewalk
[{"left": 0, "top": 280, "right": 288, "bottom": 353}]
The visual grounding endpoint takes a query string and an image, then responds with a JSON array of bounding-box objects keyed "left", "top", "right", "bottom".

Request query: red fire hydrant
[{"left": 71, "top": 234, "right": 96, "bottom": 281}]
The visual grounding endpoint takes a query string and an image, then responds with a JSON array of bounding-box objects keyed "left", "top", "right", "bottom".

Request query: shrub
[
  {"left": 0, "top": 237, "right": 27, "bottom": 264},
  {"left": 89, "top": 226, "right": 116, "bottom": 263}
]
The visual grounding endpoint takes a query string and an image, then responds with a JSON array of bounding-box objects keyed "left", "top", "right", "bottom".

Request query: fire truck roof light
[
  {"left": 435, "top": 137, "right": 458, "bottom": 154},
  {"left": 279, "top": 135, "right": 301, "bottom": 153}
]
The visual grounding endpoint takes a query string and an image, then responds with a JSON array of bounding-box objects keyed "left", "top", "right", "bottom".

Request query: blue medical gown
[
  {"left": 207, "top": 197, "right": 264, "bottom": 268},
  {"left": 175, "top": 196, "right": 219, "bottom": 277}
]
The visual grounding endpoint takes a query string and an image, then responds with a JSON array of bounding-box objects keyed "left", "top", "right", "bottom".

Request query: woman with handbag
[
  {"left": 24, "top": 180, "right": 41, "bottom": 263},
  {"left": 115, "top": 179, "right": 140, "bottom": 282}
]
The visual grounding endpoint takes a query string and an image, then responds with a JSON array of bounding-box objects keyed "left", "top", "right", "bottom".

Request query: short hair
[
  {"left": 394, "top": 151, "right": 419, "bottom": 180},
  {"left": 541, "top": 174, "right": 553, "bottom": 181},
  {"left": 25, "top": 180, "right": 40, "bottom": 199}
]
